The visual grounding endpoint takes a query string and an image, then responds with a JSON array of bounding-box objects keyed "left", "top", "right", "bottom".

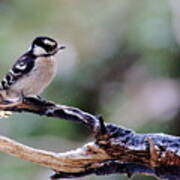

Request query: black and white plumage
[
  {"left": 1, "top": 52, "right": 35, "bottom": 91},
  {"left": 0, "top": 36, "right": 65, "bottom": 101}
]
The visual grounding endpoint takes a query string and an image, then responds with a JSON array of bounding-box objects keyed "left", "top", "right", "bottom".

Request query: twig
[{"left": 0, "top": 97, "right": 179, "bottom": 180}]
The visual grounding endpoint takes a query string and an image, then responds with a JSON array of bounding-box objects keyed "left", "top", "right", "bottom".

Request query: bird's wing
[{"left": 1, "top": 52, "right": 35, "bottom": 90}]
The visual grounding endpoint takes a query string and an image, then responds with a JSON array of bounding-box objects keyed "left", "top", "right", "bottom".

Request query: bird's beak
[
  {"left": 50, "top": 45, "right": 66, "bottom": 56},
  {"left": 58, "top": 45, "right": 66, "bottom": 50}
]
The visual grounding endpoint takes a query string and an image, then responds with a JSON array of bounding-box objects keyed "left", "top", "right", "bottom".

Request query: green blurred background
[{"left": 0, "top": 0, "right": 179, "bottom": 179}]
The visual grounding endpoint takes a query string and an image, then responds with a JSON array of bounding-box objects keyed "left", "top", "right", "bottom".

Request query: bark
[{"left": 0, "top": 97, "right": 179, "bottom": 180}]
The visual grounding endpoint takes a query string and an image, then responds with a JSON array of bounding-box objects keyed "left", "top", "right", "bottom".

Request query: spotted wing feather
[{"left": 1, "top": 52, "right": 35, "bottom": 90}]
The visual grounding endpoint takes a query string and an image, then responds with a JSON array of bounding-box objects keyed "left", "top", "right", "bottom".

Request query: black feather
[{"left": 1, "top": 51, "right": 35, "bottom": 90}]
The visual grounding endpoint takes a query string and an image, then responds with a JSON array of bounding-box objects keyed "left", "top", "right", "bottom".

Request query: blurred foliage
[{"left": 0, "top": 0, "right": 179, "bottom": 179}]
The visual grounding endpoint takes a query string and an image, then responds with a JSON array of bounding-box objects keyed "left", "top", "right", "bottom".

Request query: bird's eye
[{"left": 44, "top": 44, "right": 56, "bottom": 52}]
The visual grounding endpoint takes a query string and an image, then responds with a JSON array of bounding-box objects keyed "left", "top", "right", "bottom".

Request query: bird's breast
[
  {"left": 34, "top": 56, "right": 57, "bottom": 84},
  {"left": 9, "top": 56, "right": 57, "bottom": 96}
]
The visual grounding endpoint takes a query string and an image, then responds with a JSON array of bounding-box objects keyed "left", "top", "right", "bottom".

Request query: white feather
[
  {"left": 43, "top": 39, "right": 56, "bottom": 46},
  {"left": 33, "top": 45, "right": 47, "bottom": 56},
  {"left": 15, "top": 63, "right": 26, "bottom": 70}
]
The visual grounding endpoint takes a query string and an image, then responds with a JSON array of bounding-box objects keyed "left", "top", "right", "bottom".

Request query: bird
[{"left": 0, "top": 36, "right": 65, "bottom": 118}]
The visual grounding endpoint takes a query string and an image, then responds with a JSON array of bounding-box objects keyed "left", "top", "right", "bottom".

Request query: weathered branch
[
  {"left": 0, "top": 97, "right": 179, "bottom": 180},
  {"left": 0, "top": 136, "right": 110, "bottom": 173},
  {"left": 0, "top": 97, "right": 100, "bottom": 133}
]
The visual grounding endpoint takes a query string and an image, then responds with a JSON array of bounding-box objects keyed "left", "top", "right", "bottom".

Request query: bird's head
[{"left": 31, "top": 36, "right": 65, "bottom": 57}]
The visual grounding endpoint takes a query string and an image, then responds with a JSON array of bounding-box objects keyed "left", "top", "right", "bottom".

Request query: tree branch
[
  {"left": 0, "top": 97, "right": 100, "bottom": 133},
  {"left": 0, "top": 97, "right": 179, "bottom": 180}
]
